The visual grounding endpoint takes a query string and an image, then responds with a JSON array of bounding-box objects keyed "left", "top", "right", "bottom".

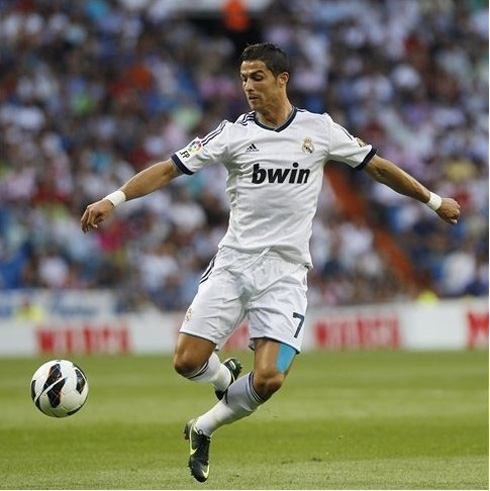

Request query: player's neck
[{"left": 256, "top": 100, "right": 294, "bottom": 129}]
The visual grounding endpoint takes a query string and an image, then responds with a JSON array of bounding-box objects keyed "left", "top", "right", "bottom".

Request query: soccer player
[{"left": 81, "top": 43, "right": 461, "bottom": 482}]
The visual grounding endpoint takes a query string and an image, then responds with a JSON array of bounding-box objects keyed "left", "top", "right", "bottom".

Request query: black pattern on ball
[
  {"left": 46, "top": 379, "right": 66, "bottom": 407},
  {"left": 30, "top": 380, "right": 36, "bottom": 402},
  {"left": 67, "top": 404, "right": 85, "bottom": 416},
  {"left": 42, "top": 363, "right": 62, "bottom": 391},
  {"left": 74, "top": 368, "right": 86, "bottom": 394}
]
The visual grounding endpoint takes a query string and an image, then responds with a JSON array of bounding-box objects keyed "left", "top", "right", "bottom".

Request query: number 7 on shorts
[{"left": 292, "top": 312, "right": 305, "bottom": 338}]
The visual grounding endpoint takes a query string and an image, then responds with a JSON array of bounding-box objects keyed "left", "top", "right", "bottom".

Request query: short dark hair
[{"left": 239, "top": 43, "right": 291, "bottom": 77}]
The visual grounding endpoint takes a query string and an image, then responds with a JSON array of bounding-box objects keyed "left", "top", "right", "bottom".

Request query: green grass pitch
[{"left": 0, "top": 350, "right": 487, "bottom": 489}]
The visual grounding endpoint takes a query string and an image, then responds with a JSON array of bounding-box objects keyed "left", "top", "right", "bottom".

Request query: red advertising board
[
  {"left": 314, "top": 313, "right": 400, "bottom": 350},
  {"left": 467, "top": 310, "right": 489, "bottom": 349},
  {"left": 36, "top": 323, "right": 130, "bottom": 355}
]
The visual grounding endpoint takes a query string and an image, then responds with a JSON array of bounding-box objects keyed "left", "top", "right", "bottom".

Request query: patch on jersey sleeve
[
  {"left": 178, "top": 138, "right": 203, "bottom": 160},
  {"left": 301, "top": 137, "right": 314, "bottom": 154},
  {"left": 356, "top": 137, "right": 368, "bottom": 147}
]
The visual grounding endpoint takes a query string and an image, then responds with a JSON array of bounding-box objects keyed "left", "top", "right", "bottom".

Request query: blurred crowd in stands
[{"left": 0, "top": 0, "right": 488, "bottom": 311}]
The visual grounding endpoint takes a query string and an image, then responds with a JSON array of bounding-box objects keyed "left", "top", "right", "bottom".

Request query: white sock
[
  {"left": 195, "top": 373, "right": 264, "bottom": 436},
  {"left": 186, "top": 352, "right": 231, "bottom": 392}
]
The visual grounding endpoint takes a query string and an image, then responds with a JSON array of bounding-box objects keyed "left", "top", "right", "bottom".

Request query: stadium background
[
  {"left": 0, "top": 0, "right": 487, "bottom": 309},
  {"left": 0, "top": 0, "right": 488, "bottom": 489}
]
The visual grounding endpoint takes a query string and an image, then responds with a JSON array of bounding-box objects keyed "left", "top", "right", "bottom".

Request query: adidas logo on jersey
[
  {"left": 245, "top": 143, "right": 259, "bottom": 153},
  {"left": 251, "top": 162, "right": 310, "bottom": 184}
]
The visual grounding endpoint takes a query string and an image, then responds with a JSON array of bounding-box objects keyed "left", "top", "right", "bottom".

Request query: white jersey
[{"left": 171, "top": 107, "right": 376, "bottom": 268}]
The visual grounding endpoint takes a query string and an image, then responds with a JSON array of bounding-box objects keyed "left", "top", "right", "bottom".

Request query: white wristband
[
  {"left": 104, "top": 190, "right": 126, "bottom": 207},
  {"left": 426, "top": 192, "right": 442, "bottom": 211}
]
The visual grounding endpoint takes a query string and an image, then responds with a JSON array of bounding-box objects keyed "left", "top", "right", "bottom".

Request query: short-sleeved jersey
[{"left": 171, "top": 107, "right": 376, "bottom": 268}]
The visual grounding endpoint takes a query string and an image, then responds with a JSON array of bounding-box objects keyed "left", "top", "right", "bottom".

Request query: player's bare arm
[
  {"left": 81, "top": 159, "right": 181, "bottom": 233},
  {"left": 364, "top": 154, "right": 461, "bottom": 225}
]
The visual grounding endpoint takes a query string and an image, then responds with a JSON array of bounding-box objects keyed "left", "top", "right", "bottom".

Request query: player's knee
[
  {"left": 253, "top": 370, "right": 285, "bottom": 400},
  {"left": 173, "top": 352, "right": 200, "bottom": 377}
]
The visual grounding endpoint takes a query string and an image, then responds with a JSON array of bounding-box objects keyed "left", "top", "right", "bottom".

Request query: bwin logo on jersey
[{"left": 252, "top": 163, "right": 310, "bottom": 184}]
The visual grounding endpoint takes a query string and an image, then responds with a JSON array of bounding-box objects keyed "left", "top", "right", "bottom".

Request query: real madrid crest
[{"left": 302, "top": 137, "right": 314, "bottom": 154}]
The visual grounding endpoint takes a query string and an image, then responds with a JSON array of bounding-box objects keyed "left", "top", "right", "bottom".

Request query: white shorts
[{"left": 180, "top": 247, "right": 308, "bottom": 352}]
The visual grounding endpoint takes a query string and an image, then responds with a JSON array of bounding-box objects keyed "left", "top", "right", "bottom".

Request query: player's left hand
[{"left": 436, "top": 198, "right": 461, "bottom": 225}]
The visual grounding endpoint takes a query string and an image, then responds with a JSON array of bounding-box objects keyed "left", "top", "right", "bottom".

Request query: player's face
[{"left": 240, "top": 60, "right": 287, "bottom": 112}]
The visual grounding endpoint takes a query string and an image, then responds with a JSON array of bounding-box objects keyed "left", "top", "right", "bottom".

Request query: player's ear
[{"left": 278, "top": 72, "right": 289, "bottom": 87}]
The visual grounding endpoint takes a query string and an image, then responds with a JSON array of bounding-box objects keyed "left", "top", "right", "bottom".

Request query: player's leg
[
  {"left": 173, "top": 332, "right": 216, "bottom": 377},
  {"left": 251, "top": 337, "right": 296, "bottom": 399},
  {"left": 185, "top": 337, "right": 295, "bottom": 482},
  {"left": 175, "top": 333, "right": 245, "bottom": 483},
  {"left": 185, "top": 259, "right": 306, "bottom": 482},
  {"left": 174, "top": 255, "right": 247, "bottom": 482},
  {"left": 174, "top": 249, "right": 245, "bottom": 394},
  {"left": 193, "top": 337, "right": 295, "bottom": 434},
  {"left": 173, "top": 333, "right": 242, "bottom": 396}
]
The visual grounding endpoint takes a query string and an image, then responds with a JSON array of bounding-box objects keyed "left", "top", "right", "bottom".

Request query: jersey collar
[{"left": 253, "top": 106, "right": 297, "bottom": 132}]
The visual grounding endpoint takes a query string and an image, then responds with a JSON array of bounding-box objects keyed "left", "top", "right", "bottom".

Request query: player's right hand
[{"left": 81, "top": 199, "right": 114, "bottom": 233}]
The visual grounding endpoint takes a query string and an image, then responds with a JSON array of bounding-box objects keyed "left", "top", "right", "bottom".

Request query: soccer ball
[{"left": 30, "top": 359, "right": 89, "bottom": 417}]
